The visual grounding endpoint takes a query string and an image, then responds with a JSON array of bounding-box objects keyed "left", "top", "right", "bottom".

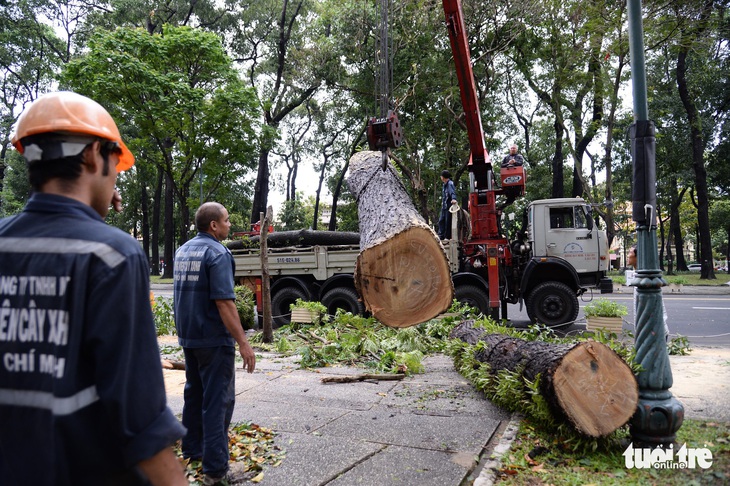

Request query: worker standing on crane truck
[
  {"left": 228, "top": 0, "right": 613, "bottom": 329},
  {"left": 441, "top": 0, "right": 612, "bottom": 325}
]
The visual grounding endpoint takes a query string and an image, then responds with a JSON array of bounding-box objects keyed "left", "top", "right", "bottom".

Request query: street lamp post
[{"left": 627, "top": 0, "right": 684, "bottom": 446}]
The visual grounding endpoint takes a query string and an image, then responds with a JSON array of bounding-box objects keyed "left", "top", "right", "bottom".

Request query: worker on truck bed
[
  {"left": 501, "top": 144, "right": 525, "bottom": 167},
  {"left": 438, "top": 169, "right": 458, "bottom": 240},
  {"left": 0, "top": 91, "right": 186, "bottom": 485}
]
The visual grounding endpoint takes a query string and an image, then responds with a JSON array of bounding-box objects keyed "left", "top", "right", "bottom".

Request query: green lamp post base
[{"left": 630, "top": 391, "right": 685, "bottom": 446}]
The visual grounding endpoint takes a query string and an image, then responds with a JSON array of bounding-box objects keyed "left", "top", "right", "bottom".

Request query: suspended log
[
  {"left": 346, "top": 151, "right": 454, "bottom": 328},
  {"left": 227, "top": 230, "right": 360, "bottom": 250},
  {"left": 451, "top": 320, "right": 638, "bottom": 438}
]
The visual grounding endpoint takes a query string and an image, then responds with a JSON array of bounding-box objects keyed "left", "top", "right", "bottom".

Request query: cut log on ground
[
  {"left": 346, "top": 151, "right": 454, "bottom": 328},
  {"left": 227, "top": 229, "right": 360, "bottom": 250},
  {"left": 451, "top": 320, "right": 638, "bottom": 438}
]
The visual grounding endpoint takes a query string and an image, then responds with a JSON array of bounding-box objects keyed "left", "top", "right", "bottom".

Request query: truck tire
[
  {"left": 321, "top": 287, "right": 365, "bottom": 316},
  {"left": 271, "top": 286, "right": 308, "bottom": 327},
  {"left": 526, "top": 281, "right": 579, "bottom": 328},
  {"left": 455, "top": 284, "right": 489, "bottom": 315}
]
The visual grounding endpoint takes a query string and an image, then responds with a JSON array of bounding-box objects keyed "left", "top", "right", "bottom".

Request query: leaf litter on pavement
[{"left": 174, "top": 422, "right": 285, "bottom": 484}]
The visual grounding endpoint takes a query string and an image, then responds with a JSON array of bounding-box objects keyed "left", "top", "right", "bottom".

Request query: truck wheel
[
  {"left": 455, "top": 284, "right": 489, "bottom": 315},
  {"left": 526, "top": 281, "right": 579, "bottom": 328},
  {"left": 321, "top": 287, "right": 365, "bottom": 316},
  {"left": 271, "top": 286, "right": 308, "bottom": 327}
]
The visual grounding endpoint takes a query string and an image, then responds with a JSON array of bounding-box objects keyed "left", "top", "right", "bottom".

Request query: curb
[{"left": 473, "top": 415, "right": 522, "bottom": 486}]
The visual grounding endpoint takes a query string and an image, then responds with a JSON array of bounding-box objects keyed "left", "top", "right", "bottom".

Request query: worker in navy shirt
[
  {"left": 0, "top": 91, "right": 186, "bottom": 485},
  {"left": 437, "top": 169, "right": 458, "bottom": 240},
  {"left": 174, "top": 202, "right": 256, "bottom": 485}
]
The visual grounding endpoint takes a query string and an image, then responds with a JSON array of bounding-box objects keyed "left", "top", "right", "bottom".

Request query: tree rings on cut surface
[{"left": 347, "top": 151, "right": 453, "bottom": 327}]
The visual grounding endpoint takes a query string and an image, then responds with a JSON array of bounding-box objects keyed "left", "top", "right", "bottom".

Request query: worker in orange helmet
[{"left": 0, "top": 91, "right": 187, "bottom": 485}]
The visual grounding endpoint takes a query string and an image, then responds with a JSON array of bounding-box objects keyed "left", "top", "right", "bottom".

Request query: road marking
[{"left": 692, "top": 307, "right": 730, "bottom": 310}]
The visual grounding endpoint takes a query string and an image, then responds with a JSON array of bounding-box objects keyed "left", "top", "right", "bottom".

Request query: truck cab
[{"left": 527, "top": 198, "right": 611, "bottom": 288}]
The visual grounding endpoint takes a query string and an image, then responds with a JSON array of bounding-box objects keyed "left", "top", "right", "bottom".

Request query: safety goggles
[{"left": 22, "top": 135, "right": 120, "bottom": 163}]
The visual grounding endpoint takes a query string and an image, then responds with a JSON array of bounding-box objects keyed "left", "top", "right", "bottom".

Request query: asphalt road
[
  {"left": 152, "top": 284, "right": 730, "bottom": 347},
  {"left": 503, "top": 292, "right": 730, "bottom": 348}
]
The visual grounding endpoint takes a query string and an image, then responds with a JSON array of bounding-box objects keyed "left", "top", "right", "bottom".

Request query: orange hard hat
[{"left": 11, "top": 91, "right": 135, "bottom": 172}]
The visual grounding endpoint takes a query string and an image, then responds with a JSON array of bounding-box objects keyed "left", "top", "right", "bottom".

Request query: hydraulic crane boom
[
  {"left": 441, "top": 0, "right": 526, "bottom": 318},
  {"left": 442, "top": 0, "right": 491, "bottom": 187}
]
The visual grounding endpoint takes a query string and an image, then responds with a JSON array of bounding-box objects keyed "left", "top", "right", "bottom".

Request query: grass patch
[
  {"left": 494, "top": 418, "right": 729, "bottom": 485},
  {"left": 609, "top": 271, "right": 730, "bottom": 286},
  {"left": 150, "top": 275, "right": 174, "bottom": 284}
]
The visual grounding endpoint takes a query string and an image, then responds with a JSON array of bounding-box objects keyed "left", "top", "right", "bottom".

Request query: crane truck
[{"left": 229, "top": 0, "right": 612, "bottom": 327}]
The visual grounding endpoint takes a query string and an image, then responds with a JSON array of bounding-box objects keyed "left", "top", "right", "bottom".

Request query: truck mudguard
[
  {"left": 520, "top": 257, "right": 583, "bottom": 298},
  {"left": 319, "top": 274, "right": 357, "bottom": 297},
  {"left": 270, "top": 276, "right": 313, "bottom": 300}
]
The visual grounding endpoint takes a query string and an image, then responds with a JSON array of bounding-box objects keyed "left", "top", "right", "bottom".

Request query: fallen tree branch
[
  {"left": 161, "top": 359, "right": 186, "bottom": 370},
  {"left": 308, "top": 330, "right": 330, "bottom": 344},
  {"left": 321, "top": 373, "right": 406, "bottom": 383}
]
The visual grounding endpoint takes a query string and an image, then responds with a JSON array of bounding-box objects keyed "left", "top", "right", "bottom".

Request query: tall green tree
[
  {"left": 0, "top": 0, "right": 65, "bottom": 207},
  {"left": 62, "top": 25, "right": 259, "bottom": 276},
  {"left": 228, "top": 0, "right": 325, "bottom": 225}
]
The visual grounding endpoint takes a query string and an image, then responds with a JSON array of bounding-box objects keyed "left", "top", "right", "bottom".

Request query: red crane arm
[{"left": 442, "top": 0, "right": 491, "bottom": 189}]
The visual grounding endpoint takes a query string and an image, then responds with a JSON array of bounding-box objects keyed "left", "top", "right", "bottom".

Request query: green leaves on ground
[
  {"left": 175, "top": 422, "right": 285, "bottom": 484},
  {"left": 249, "top": 310, "right": 454, "bottom": 375}
]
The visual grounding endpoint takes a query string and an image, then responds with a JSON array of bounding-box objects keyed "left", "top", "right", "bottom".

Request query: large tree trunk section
[
  {"left": 451, "top": 321, "right": 638, "bottom": 438},
  {"left": 346, "top": 151, "right": 453, "bottom": 328}
]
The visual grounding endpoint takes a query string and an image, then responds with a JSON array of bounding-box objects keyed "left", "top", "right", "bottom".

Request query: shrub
[
  {"left": 583, "top": 298, "right": 628, "bottom": 318},
  {"left": 152, "top": 297, "right": 176, "bottom": 336},
  {"left": 235, "top": 286, "right": 256, "bottom": 329}
]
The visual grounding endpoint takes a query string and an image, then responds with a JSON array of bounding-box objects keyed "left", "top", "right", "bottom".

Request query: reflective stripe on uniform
[
  {"left": 0, "top": 237, "right": 125, "bottom": 269},
  {"left": 0, "top": 385, "right": 99, "bottom": 416}
]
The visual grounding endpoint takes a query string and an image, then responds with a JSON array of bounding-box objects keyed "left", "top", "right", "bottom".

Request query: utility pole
[{"left": 627, "top": 0, "right": 684, "bottom": 446}]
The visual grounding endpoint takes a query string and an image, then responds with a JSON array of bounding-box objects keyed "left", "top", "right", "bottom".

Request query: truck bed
[{"left": 232, "top": 245, "right": 361, "bottom": 281}]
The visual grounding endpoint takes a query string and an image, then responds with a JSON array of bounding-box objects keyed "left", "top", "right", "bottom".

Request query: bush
[
  {"left": 583, "top": 298, "right": 628, "bottom": 318},
  {"left": 152, "top": 296, "right": 176, "bottom": 336},
  {"left": 235, "top": 286, "right": 256, "bottom": 330}
]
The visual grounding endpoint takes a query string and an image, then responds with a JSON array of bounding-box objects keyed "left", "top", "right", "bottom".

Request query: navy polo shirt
[{"left": 173, "top": 232, "right": 236, "bottom": 348}]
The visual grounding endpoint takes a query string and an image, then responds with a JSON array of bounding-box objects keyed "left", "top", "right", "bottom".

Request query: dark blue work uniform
[
  {"left": 0, "top": 193, "right": 185, "bottom": 485},
  {"left": 438, "top": 178, "right": 458, "bottom": 240},
  {"left": 173, "top": 232, "right": 237, "bottom": 478}
]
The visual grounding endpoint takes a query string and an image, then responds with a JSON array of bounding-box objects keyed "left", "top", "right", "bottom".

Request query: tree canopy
[{"left": 1, "top": 0, "right": 729, "bottom": 276}]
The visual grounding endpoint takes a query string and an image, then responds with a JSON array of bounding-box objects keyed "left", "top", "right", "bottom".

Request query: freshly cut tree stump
[
  {"left": 451, "top": 320, "right": 638, "bottom": 437},
  {"left": 347, "top": 151, "right": 454, "bottom": 328}
]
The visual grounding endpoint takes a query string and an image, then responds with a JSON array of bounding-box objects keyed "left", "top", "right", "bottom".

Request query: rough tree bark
[
  {"left": 260, "top": 208, "right": 274, "bottom": 343},
  {"left": 451, "top": 321, "right": 638, "bottom": 438},
  {"left": 346, "top": 151, "right": 454, "bottom": 328},
  {"left": 227, "top": 229, "right": 360, "bottom": 250}
]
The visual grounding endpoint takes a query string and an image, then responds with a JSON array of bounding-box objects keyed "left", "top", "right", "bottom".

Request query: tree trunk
[
  {"left": 151, "top": 169, "right": 163, "bottom": 276},
  {"left": 251, "top": 149, "right": 271, "bottom": 225},
  {"left": 451, "top": 321, "right": 638, "bottom": 438},
  {"left": 329, "top": 125, "right": 367, "bottom": 231},
  {"left": 163, "top": 172, "right": 175, "bottom": 279},
  {"left": 552, "top": 116, "right": 565, "bottom": 198},
  {"left": 228, "top": 229, "right": 360, "bottom": 249},
  {"left": 670, "top": 181, "right": 688, "bottom": 271},
  {"left": 346, "top": 151, "right": 453, "bottom": 328},
  {"left": 260, "top": 209, "right": 273, "bottom": 343},
  {"left": 676, "top": 1, "right": 716, "bottom": 280}
]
